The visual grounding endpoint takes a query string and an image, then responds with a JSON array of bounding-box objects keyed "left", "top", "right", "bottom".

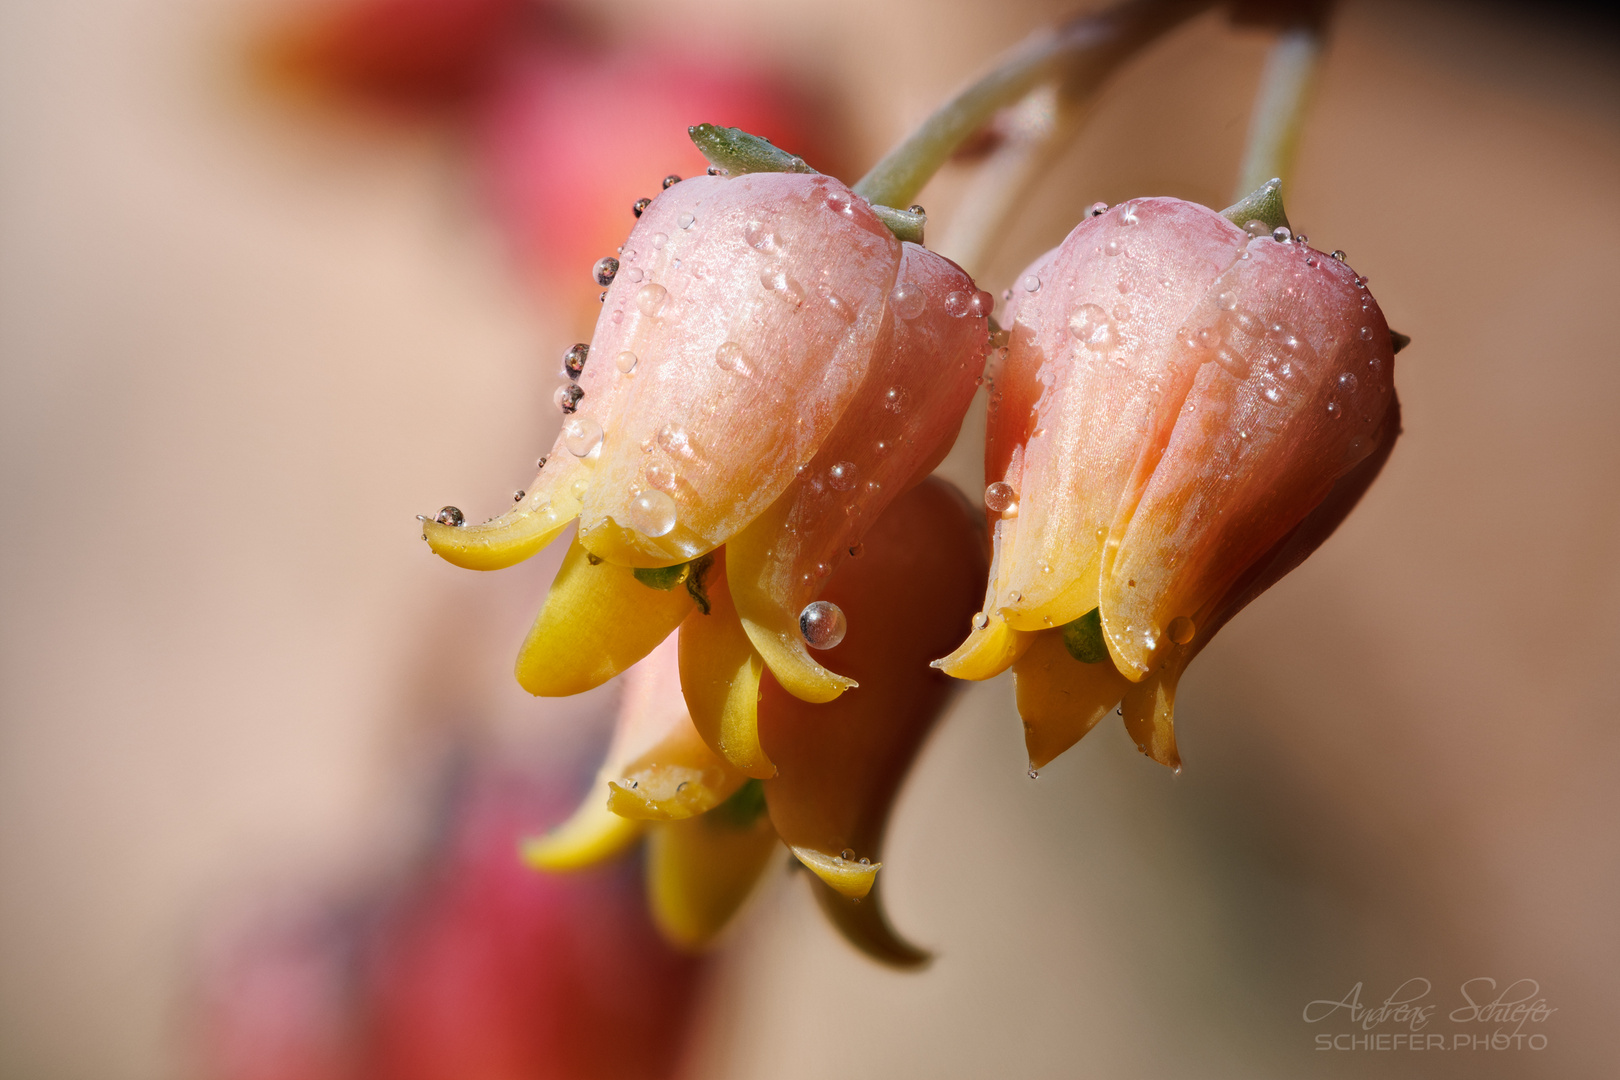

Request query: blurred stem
[
  {"left": 1232, "top": 24, "right": 1324, "bottom": 201},
  {"left": 853, "top": 0, "right": 1211, "bottom": 210}
]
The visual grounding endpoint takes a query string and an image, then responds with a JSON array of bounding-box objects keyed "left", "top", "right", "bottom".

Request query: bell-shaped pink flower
[
  {"left": 939, "top": 197, "right": 1398, "bottom": 770},
  {"left": 424, "top": 168, "right": 989, "bottom": 714}
]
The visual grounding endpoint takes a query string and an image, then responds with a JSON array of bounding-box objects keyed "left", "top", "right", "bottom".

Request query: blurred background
[{"left": 2, "top": 0, "right": 1617, "bottom": 1077}]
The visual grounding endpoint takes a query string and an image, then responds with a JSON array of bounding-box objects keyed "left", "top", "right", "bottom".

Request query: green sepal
[
  {"left": 1220, "top": 177, "right": 1291, "bottom": 234},
  {"left": 1061, "top": 607, "right": 1109, "bottom": 664},
  {"left": 688, "top": 124, "right": 816, "bottom": 176},
  {"left": 870, "top": 204, "right": 926, "bottom": 244},
  {"left": 709, "top": 778, "right": 768, "bottom": 828},
  {"left": 633, "top": 562, "right": 690, "bottom": 591}
]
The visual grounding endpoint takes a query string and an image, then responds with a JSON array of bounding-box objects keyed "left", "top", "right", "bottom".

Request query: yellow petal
[
  {"left": 422, "top": 454, "right": 584, "bottom": 571},
  {"left": 644, "top": 782, "right": 781, "bottom": 951},
  {"left": 791, "top": 846, "right": 879, "bottom": 899},
  {"left": 808, "top": 878, "right": 930, "bottom": 969},
  {"left": 515, "top": 535, "right": 695, "bottom": 696},
  {"left": 520, "top": 794, "right": 643, "bottom": 873},
  {"left": 1012, "top": 628, "right": 1132, "bottom": 770},
  {"left": 678, "top": 550, "right": 774, "bottom": 778},
  {"left": 1120, "top": 660, "right": 1183, "bottom": 770},
  {"left": 933, "top": 612, "right": 1034, "bottom": 680}
]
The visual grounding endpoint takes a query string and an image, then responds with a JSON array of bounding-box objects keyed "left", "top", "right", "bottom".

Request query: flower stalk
[{"left": 1232, "top": 23, "right": 1325, "bottom": 200}]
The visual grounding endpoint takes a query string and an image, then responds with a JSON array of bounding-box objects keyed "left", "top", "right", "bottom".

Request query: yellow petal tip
[
  {"left": 792, "top": 846, "right": 881, "bottom": 899},
  {"left": 519, "top": 797, "right": 642, "bottom": 873}
]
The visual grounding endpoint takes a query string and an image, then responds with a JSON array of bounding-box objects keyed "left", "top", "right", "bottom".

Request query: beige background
[{"left": 2, "top": 0, "right": 1616, "bottom": 1077}]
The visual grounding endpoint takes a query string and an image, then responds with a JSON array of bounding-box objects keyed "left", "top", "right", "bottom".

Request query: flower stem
[
  {"left": 853, "top": 0, "right": 1212, "bottom": 210},
  {"left": 1232, "top": 24, "right": 1324, "bottom": 201}
]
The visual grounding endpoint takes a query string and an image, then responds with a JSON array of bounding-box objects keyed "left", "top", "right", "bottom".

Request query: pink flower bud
[{"left": 940, "top": 197, "right": 1398, "bottom": 769}]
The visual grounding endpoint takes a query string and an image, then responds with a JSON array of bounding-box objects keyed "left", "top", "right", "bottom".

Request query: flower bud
[{"left": 939, "top": 197, "right": 1398, "bottom": 770}]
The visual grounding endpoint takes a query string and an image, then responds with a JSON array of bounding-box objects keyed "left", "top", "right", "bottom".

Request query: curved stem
[
  {"left": 1232, "top": 24, "right": 1324, "bottom": 200},
  {"left": 853, "top": 0, "right": 1212, "bottom": 210}
]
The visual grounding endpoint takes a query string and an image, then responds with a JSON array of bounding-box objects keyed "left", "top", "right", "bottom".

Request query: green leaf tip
[
  {"left": 1061, "top": 607, "right": 1109, "bottom": 664},
  {"left": 870, "top": 204, "right": 926, "bottom": 244},
  {"left": 688, "top": 124, "right": 817, "bottom": 177},
  {"left": 1220, "top": 177, "right": 1291, "bottom": 233}
]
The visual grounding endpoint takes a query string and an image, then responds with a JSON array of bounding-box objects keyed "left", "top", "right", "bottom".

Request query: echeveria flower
[
  {"left": 424, "top": 168, "right": 989, "bottom": 725},
  {"left": 939, "top": 197, "right": 1399, "bottom": 771},
  {"left": 525, "top": 477, "right": 985, "bottom": 965}
]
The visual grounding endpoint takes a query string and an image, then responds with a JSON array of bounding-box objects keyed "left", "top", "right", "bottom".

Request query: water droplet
[
  {"left": 1168, "top": 616, "right": 1195, "bottom": 644},
  {"left": 1196, "top": 326, "right": 1221, "bottom": 349},
  {"left": 636, "top": 284, "right": 668, "bottom": 315},
  {"left": 1119, "top": 203, "right": 1139, "bottom": 225},
  {"left": 651, "top": 232, "right": 667, "bottom": 249},
  {"left": 562, "top": 343, "right": 589, "bottom": 379},
  {"left": 554, "top": 383, "right": 584, "bottom": 413},
  {"left": 632, "top": 197, "right": 652, "bottom": 218},
  {"left": 800, "top": 601, "right": 847, "bottom": 649},
  {"left": 1028, "top": 767, "right": 1040, "bottom": 780},
  {"left": 662, "top": 174, "right": 681, "bottom": 189},
  {"left": 1244, "top": 219, "right": 1269, "bottom": 237},
  {"left": 1330, "top": 250, "right": 1346, "bottom": 261},
  {"left": 882, "top": 386, "right": 909, "bottom": 413},
  {"left": 745, "top": 220, "right": 778, "bottom": 252},
  {"left": 827, "top": 462, "right": 858, "bottom": 490},
  {"left": 1358, "top": 325, "right": 1374, "bottom": 341},
  {"left": 825, "top": 188, "right": 853, "bottom": 214},
  {"left": 592, "top": 256, "right": 618, "bottom": 286},
  {"left": 859, "top": 856, "right": 871, "bottom": 865},
  {"left": 890, "top": 281, "right": 926, "bottom": 319},
  {"left": 944, "top": 290, "right": 972, "bottom": 317},
  {"left": 984, "top": 481, "right": 1017, "bottom": 512},
  {"left": 1337, "top": 371, "right": 1359, "bottom": 394},
  {"left": 1326, "top": 399, "right": 1343, "bottom": 419},
  {"left": 645, "top": 461, "right": 677, "bottom": 491},
  {"left": 563, "top": 416, "right": 603, "bottom": 456},
  {"left": 628, "top": 489, "right": 677, "bottom": 536},
  {"left": 1214, "top": 346, "right": 1250, "bottom": 379},
  {"left": 969, "top": 290, "right": 993, "bottom": 318},
  {"left": 971, "top": 611, "right": 989, "bottom": 630},
  {"left": 839, "top": 848, "right": 855, "bottom": 861},
  {"left": 1295, "top": 233, "right": 1309, "bottom": 245},
  {"left": 1262, "top": 382, "right": 1285, "bottom": 405},
  {"left": 512, "top": 489, "right": 525, "bottom": 502},
  {"left": 761, "top": 267, "right": 806, "bottom": 304},
  {"left": 714, "top": 341, "right": 747, "bottom": 373},
  {"left": 434, "top": 506, "right": 464, "bottom": 526},
  {"left": 677, "top": 211, "right": 695, "bottom": 230},
  {"left": 615, "top": 350, "right": 638, "bottom": 374},
  {"left": 657, "top": 422, "right": 691, "bottom": 456},
  {"left": 1068, "top": 303, "right": 1113, "bottom": 349},
  {"left": 1087, "top": 201, "right": 1109, "bottom": 217},
  {"left": 1104, "top": 239, "right": 1124, "bottom": 257},
  {"left": 1271, "top": 226, "right": 1292, "bottom": 242},
  {"left": 847, "top": 543, "right": 864, "bottom": 558},
  {"left": 1217, "top": 291, "right": 1238, "bottom": 311},
  {"left": 598, "top": 290, "right": 607, "bottom": 303},
  {"left": 625, "top": 267, "right": 644, "bottom": 283},
  {"left": 1021, "top": 274, "right": 1042, "bottom": 292}
]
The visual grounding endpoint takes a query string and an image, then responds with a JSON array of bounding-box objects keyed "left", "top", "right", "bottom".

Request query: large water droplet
[
  {"left": 1244, "top": 219, "right": 1269, "bottom": 237},
  {"left": 971, "top": 611, "right": 989, "bottom": 630},
  {"left": 662, "top": 174, "right": 681, "bottom": 189},
  {"left": 714, "top": 341, "right": 747, "bottom": 373},
  {"left": 554, "top": 383, "right": 584, "bottom": 413},
  {"left": 645, "top": 461, "right": 676, "bottom": 491},
  {"left": 799, "top": 601, "right": 847, "bottom": 649},
  {"left": 563, "top": 416, "right": 603, "bottom": 457},
  {"left": 1272, "top": 226, "right": 1292, "bottom": 243},
  {"left": 1119, "top": 203, "right": 1139, "bottom": 225},
  {"left": 592, "top": 257, "right": 619, "bottom": 287},
  {"left": 628, "top": 489, "right": 677, "bottom": 536},
  {"left": 677, "top": 211, "right": 696, "bottom": 230},
  {"left": 1068, "top": 303, "right": 1114, "bottom": 349},
  {"left": 944, "top": 290, "right": 971, "bottom": 317},
  {"left": 1337, "top": 371, "right": 1359, "bottom": 394},
  {"left": 1021, "top": 274, "right": 1042, "bottom": 292},
  {"left": 825, "top": 188, "right": 853, "bottom": 214},
  {"left": 434, "top": 506, "right": 465, "bottom": 526},
  {"left": 761, "top": 268, "right": 806, "bottom": 305},
  {"left": 890, "top": 281, "right": 926, "bottom": 319},
  {"left": 616, "top": 350, "right": 638, "bottom": 374},
  {"left": 744, "top": 221, "right": 778, "bottom": 252},
  {"left": 984, "top": 481, "right": 1017, "bottom": 513},
  {"left": 651, "top": 232, "right": 668, "bottom": 249},
  {"left": 657, "top": 422, "right": 691, "bottom": 457},
  {"left": 1168, "top": 616, "right": 1196, "bottom": 644},
  {"left": 827, "top": 462, "right": 858, "bottom": 490},
  {"left": 1358, "top": 325, "right": 1374, "bottom": 341},
  {"left": 636, "top": 284, "right": 668, "bottom": 315},
  {"left": 632, "top": 197, "right": 651, "bottom": 218},
  {"left": 563, "top": 343, "right": 589, "bottom": 379},
  {"left": 969, "top": 290, "right": 993, "bottom": 318},
  {"left": 1087, "top": 201, "right": 1109, "bottom": 217}
]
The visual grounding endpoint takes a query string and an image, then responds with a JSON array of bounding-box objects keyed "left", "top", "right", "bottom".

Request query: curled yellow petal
[
  {"left": 791, "top": 846, "right": 880, "bottom": 899},
  {"left": 520, "top": 795, "right": 643, "bottom": 873},
  {"left": 515, "top": 536, "right": 695, "bottom": 696},
  {"left": 644, "top": 782, "right": 781, "bottom": 951},
  {"left": 934, "top": 613, "right": 1034, "bottom": 680},
  {"left": 677, "top": 551, "right": 774, "bottom": 778},
  {"left": 422, "top": 428, "right": 591, "bottom": 571},
  {"left": 1121, "top": 662, "right": 1182, "bottom": 770},
  {"left": 1012, "top": 628, "right": 1131, "bottom": 770}
]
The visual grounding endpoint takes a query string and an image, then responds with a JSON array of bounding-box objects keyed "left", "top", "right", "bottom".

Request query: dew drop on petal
[
  {"left": 632, "top": 197, "right": 652, "bottom": 218},
  {"left": 554, "top": 383, "right": 584, "bottom": 413},
  {"left": 636, "top": 284, "right": 668, "bottom": 315},
  {"left": 1272, "top": 226, "right": 1292, "bottom": 243},
  {"left": 882, "top": 386, "right": 908, "bottom": 413},
  {"left": 662, "top": 174, "right": 681, "bottom": 189},
  {"left": 1104, "top": 239, "right": 1123, "bottom": 257},
  {"left": 839, "top": 848, "right": 855, "bottom": 861},
  {"left": 1119, "top": 203, "right": 1139, "bottom": 225},
  {"left": 984, "top": 481, "right": 1017, "bottom": 513},
  {"left": 971, "top": 611, "right": 990, "bottom": 630},
  {"left": 1214, "top": 346, "right": 1250, "bottom": 379},
  {"left": 1168, "top": 616, "right": 1196, "bottom": 644},
  {"left": 799, "top": 601, "right": 847, "bottom": 649},
  {"left": 1217, "top": 291, "right": 1238, "bottom": 311},
  {"left": 1359, "top": 325, "right": 1374, "bottom": 341},
  {"left": 657, "top": 422, "right": 690, "bottom": 456},
  {"left": 890, "top": 281, "right": 926, "bottom": 319},
  {"left": 744, "top": 221, "right": 778, "bottom": 251},
  {"left": 1326, "top": 399, "right": 1344, "bottom": 420},
  {"left": 944, "top": 290, "right": 971, "bottom": 317},
  {"left": 1021, "top": 274, "right": 1042, "bottom": 292},
  {"left": 625, "top": 267, "right": 644, "bottom": 283},
  {"left": 592, "top": 257, "right": 619, "bottom": 286},
  {"left": 615, "top": 350, "right": 638, "bottom": 374},
  {"left": 847, "top": 543, "right": 864, "bottom": 558},
  {"left": 1068, "top": 303, "right": 1113, "bottom": 349},
  {"left": 825, "top": 188, "right": 853, "bottom": 214},
  {"left": 761, "top": 268, "right": 806, "bottom": 304},
  {"left": 562, "top": 343, "right": 589, "bottom": 379},
  {"left": 562, "top": 416, "right": 603, "bottom": 457},
  {"left": 1337, "top": 371, "right": 1359, "bottom": 394},
  {"left": 714, "top": 341, "right": 747, "bottom": 372},
  {"left": 645, "top": 461, "right": 677, "bottom": 491},
  {"left": 1244, "top": 219, "right": 1269, "bottom": 237},
  {"left": 677, "top": 211, "right": 696, "bottom": 230},
  {"left": 969, "top": 289, "right": 994, "bottom": 318},
  {"left": 434, "top": 506, "right": 465, "bottom": 526},
  {"left": 628, "top": 489, "right": 677, "bottom": 537},
  {"left": 1087, "top": 201, "right": 1109, "bottom": 217},
  {"left": 651, "top": 232, "right": 668, "bottom": 249},
  {"left": 827, "top": 461, "right": 858, "bottom": 490}
]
